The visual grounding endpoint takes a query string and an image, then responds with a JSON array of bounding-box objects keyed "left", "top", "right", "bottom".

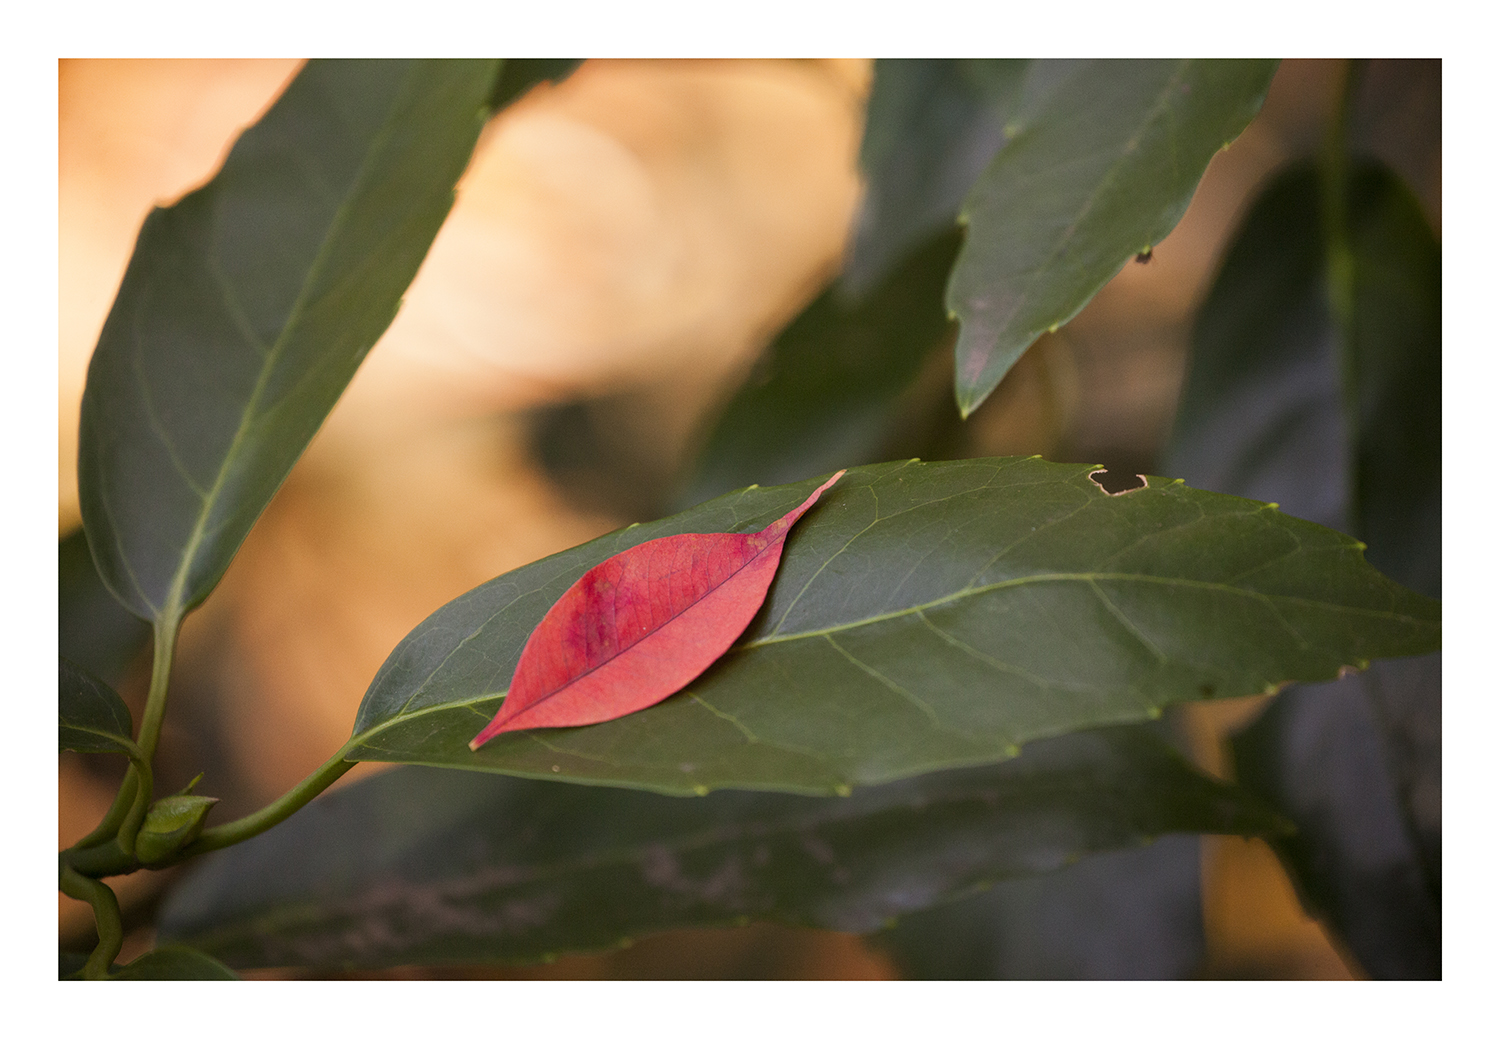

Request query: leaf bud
[{"left": 134, "top": 795, "right": 219, "bottom": 864}]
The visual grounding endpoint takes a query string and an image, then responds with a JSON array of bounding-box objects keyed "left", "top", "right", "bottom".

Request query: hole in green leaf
[{"left": 1089, "top": 469, "right": 1146, "bottom": 495}]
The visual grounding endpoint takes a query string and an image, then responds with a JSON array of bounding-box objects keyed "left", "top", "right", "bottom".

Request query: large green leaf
[
  {"left": 59, "top": 657, "right": 136, "bottom": 756},
  {"left": 1164, "top": 159, "right": 1442, "bottom": 978},
  {"left": 156, "top": 727, "right": 1285, "bottom": 970},
  {"left": 347, "top": 457, "right": 1438, "bottom": 795},
  {"left": 949, "top": 60, "right": 1277, "bottom": 416},
  {"left": 681, "top": 230, "right": 961, "bottom": 508},
  {"left": 77, "top": 60, "right": 500, "bottom": 627}
]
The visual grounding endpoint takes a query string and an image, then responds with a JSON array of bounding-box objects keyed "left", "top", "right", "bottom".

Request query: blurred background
[{"left": 58, "top": 58, "right": 1440, "bottom": 978}]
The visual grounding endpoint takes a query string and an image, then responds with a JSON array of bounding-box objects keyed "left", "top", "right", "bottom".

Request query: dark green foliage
[
  {"left": 157, "top": 727, "right": 1283, "bottom": 970},
  {"left": 1164, "top": 160, "right": 1441, "bottom": 978},
  {"left": 59, "top": 657, "right": 136, "bottom": 756},
  {"left": 351, "top": 458, "right": 1437, "bottom": 795},
  {"left": 949, "top": 60, "right": 1277, "bottom": 415},
  {"left": 77, "top": 60, "right": 500, "bottom": 626}
]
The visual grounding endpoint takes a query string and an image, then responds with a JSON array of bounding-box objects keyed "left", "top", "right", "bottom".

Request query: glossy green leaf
[
  {"left": 682, "top": 230, "right": 960, "bottom": 508},
  {"left": 348, "top": 457, "right": 1439, "bottom": 795},
  {"left": 59, "top": 657, "right": 136, "bottom": 756},
  {"left": 110, "top": 946, "right": 240, "bottom": 980},
  {"left": 77, "top": 59, "right": 499, "bottom": 627},
  {"left": 1164, "top": 159, "right": 1442, "bottom": 978},
  {"left": 843, "top": 60, "right": 1027, "bottom": 295},
  {"left": 949, "top": 60, "right": 1277, "bottom": 416},
  {"left": 156, "top": 727, "right": 1285, "bottom": 970}
]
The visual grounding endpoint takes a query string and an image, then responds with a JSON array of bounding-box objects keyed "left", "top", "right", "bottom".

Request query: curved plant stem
[
  {"left": 65, "top": 747, "right": 357, "bottom": 877},
  {"left": 59, "top": 863, "right": 123, "bottom": 980},
  {"left": 72, "top": 739, "right": 152, "bottom": 853},
  {"left": 186, "top": 750, "right": 359, "bottom": 856}
]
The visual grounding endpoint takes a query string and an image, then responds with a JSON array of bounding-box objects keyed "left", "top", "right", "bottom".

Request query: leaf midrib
[{"left": 357, "top": 568, "right": 1435, "bottom": 736}]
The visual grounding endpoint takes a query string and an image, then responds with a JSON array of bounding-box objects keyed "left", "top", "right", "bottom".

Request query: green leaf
[
  {"left": 110, "top": 946, "right": 240, "bottom": 980},
  {"left": 874, "top": 835, "right": 1204, "bottom": 978},
  {"left": 682, "top": 230, "right": 961, "bottom": 508},
  {"left": 59, "top": 657, "right": 136, "bottom": 756},
  {"left": 1232, "top": 665, "right": 1440, "bottom": 979},
  {"left": 949, "top": 59, "right": 1278, "bottom": 416},
  {"left": 488, "top": 58, "right": 581, "bottom": 110},
  {"left": 77, "top": 59, "right": 500, "bottom": 628},
  {"left": 135, "top": 795, "right": 220, "bottom": 865},
  {"left": 348, "top": 457, "right": 1439, "bottom": 795},
  {"left": 843, "top": 60, "right": 1027, "bottom": 295},
  {"left": 1342, "top": 167, "right": 1441, "bottom": 595},
  {"left": 60, "top": 528, "right": 151, "bottom": 688},
  {"left": 156, "top": 727, "right": 1285, "bottom": 970}
]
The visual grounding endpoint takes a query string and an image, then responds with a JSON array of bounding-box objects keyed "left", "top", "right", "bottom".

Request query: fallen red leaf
[{"left": 470, "top": 470, "right": 845, "bottom": 748}]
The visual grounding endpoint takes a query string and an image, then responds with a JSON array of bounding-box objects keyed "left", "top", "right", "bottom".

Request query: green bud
[{"left": 134, "top": 795, "right": 219, "bottom": 865}]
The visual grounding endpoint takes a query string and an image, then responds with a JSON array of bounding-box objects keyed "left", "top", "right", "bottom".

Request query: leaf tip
[{"left": 834, "top": 783, "right": 852, "bottom": 797}]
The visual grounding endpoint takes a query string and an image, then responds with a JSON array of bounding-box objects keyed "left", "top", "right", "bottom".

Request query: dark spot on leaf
[
  {"left": 1199, "top": 684, "right": 1215, "bottom": 699},
  {"left": 1135, "top": 247, "right": 1153, "bottom": 264},
  {"left": 1089, "top": 469, "right": 1146, "bottom": 495}
]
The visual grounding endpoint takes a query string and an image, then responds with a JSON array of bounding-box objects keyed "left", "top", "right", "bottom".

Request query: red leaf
[{"left": 469, "top": 470, "right": 845, "bottom": 748}]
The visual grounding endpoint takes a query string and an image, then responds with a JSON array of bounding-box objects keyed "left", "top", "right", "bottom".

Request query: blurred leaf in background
[
  {"left": 1163, "top": 136, "right": 1441, "bottom": 977},
  {"left": 156, "top": 727, "right": 1284, "bottom": 972}
]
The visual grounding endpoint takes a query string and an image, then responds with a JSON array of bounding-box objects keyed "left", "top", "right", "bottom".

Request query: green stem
[
  {"left": 185, "top": 750, "right": 358, "bottom": 856},
  {"left": 65, "top": 747, "right": 358, "bottom": 877},
  {"left": 115, "top": 755, "right": 155, "bottom": 858},
  {"left": 59, "top": 863, "right": 122, "bottom": 980},
  {"left": 71, "top": 735, "right": 153, "bottom": 860},
  {"left": 136, "top": 617, "right": 181, "bottom": 764},
  {"left": 1319, "top": 58, "right": 1366, "bottom": 539}
]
